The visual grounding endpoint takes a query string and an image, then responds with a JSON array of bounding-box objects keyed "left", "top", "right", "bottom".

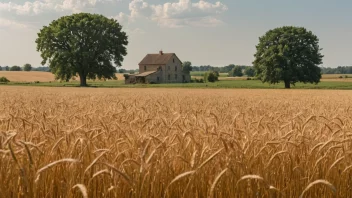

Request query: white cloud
[
  {"left": 127, "top": 0, "right": 228, "bottom": 28},
  {"left": 112, "top": 12, "right": 131, "bottom": 24},
  {"left": 0, "top": 0, "right": 112, "bottom": 15},
  {"left": 0, "top": 18, "right": 27, "bottom": 29},
  {"left": 126, "top": 27, "right": 146, "bottom": 34},
  {"left": 192, "top": 0, "right": 227, "bottom": 13},
  {"left": 0, "top": 0, "right": 227, "bottom": 29},
  {"left": 129, "top": 0, "right": 151, "bottom": 19}
]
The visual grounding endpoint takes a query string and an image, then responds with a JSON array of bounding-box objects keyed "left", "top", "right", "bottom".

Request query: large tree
[
  {"left": 36, "top": 13, "right": 128, "bottom": 86},
  {"left": 244, "top": 67, "right": 255, "bottom": 77},
  {"left": 230, "top": 66, "right": 243, "bottom": 77},
  {"left": 182, "top": 61, "right": 193, "bottom": 74},
  {"left": 23, "top": 63, "right": 32, "bottom": 71},
  {"left": 253, "top": 26, "right": 323, "bottom": 88}
]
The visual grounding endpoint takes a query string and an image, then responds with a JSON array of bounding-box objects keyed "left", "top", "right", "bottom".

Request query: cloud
[
  {"left": 127, "top": 0, "right": 228, "bottom": 28},
  {"left": 0, "top": 18, "right": 27, "bottom": 29},
  {"left": 129, "top": 0, "right": 151, "bottom": 19},
  {"left": 112, "top": 12, "right": 131, "bottom": 24},
  {"left": 0, "top": 0, "right": 113, "bottom": 16},
  {"left": 0, "top": 0, "right": 227, "bottom": 29},
  {"left": 126, "top": 27, "right": 146, "bottom": 34}
]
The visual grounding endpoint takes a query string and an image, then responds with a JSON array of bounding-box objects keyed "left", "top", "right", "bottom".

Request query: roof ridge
[{"left": 138, "top": 53, "right": 175, "bottom": 65}]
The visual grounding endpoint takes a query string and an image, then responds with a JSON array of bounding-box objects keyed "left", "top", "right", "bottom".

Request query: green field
[
  {"left": 2, "top": 79, "right": 352, "bottom": 89},
  {"left": 191, "top": 71, "right": 229, "bottom": 77}
]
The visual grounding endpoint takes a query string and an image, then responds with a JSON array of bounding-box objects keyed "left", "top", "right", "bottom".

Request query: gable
[{"left": 168, "top": 54, "right": 182, "bottom": 65}]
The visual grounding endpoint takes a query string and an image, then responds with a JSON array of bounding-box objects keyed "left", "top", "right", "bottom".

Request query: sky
[{"left": 0, "top": 0, "right": 352, "bottom": 69}]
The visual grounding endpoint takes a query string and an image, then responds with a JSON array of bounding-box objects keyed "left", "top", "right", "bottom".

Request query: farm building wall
[{"left": 145, "top": 71, "right": 163, "bottom": 84}]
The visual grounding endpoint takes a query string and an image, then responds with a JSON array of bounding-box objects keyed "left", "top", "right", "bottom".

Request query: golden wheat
[{"left": 1, "top": 86, "right": 352, "bottom": 197}]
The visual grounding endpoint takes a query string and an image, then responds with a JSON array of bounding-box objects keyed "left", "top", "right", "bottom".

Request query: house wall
[
  {"left": 137, "top": 54, "right": 191, "bottom": 84},
  {"left": 162, "top": 54, "right": 191, "bottom": 83},
  {"left": 145, "top": 71, "right": 163, "bottom": 83},
  {"left": 139, "top": 64, "right": 163, "bottom": 73},
  {"left": 125, "top": 75, "right": 136, "bottom": 84}
]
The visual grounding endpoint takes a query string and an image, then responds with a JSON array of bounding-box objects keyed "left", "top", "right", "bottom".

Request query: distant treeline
[
  {"left": 192, "top": 64, "right": 250, "bottom": 73},
  {"left": 32, "top": 66, "right": 51, "bottom": 72},
  {"left": 117, "top": 68, "right": 139, "bottom": 74},
  {"left": 0, "top": 66, "right": 51, "bottom": 71},
  {"left": 2, "top": 65, "right": 352, "bottom": 75},
  {"left": 193, "top": 65, "right": 352, "bottom": 74},
  {"left": 320, "top": 66, "right": 352, "bottom": 74}
]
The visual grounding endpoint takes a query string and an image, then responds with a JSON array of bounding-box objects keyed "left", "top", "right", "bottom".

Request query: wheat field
[
  {"left": 0, "top": 71, "right": 125, "bottom": 82},
  {"left": 1, "top": 87, "right": 352, "bottom": 197}
]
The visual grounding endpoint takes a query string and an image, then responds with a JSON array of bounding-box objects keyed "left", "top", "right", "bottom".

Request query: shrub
[
  {"left": 204, "top": 71, "right": 218, "bottom": 83},
  {"left": 207, "top": 72, "right": 217, "bottom": 82},
  {"left": 0, "top": 77, "right": 10, "bottom": 83},
  {"left": 339, "top": 76, "right": 343, "bottom": 78},
  {"left": 34, "top": 81, "right": 40, "bottom": 84},
  {"left": 247, "top": 77, "right": 252, "bottom": 80},
  {"left": 193, "top": 78, "right": 204, "bottom": 83}
]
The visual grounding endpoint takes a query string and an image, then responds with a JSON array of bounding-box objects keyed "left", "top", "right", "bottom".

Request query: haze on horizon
[{"left": 1, "top": 0, "right": 351, "bottom": 69}]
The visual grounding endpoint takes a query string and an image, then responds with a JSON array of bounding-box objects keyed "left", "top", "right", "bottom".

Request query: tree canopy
[
  {"left": 10, "top": 66, "right": 22, "bottom": 71},
  {"left": 229, "top": 66, "right": 243, "bottom": 77},
  {"left": 244, "top": 67, "right": 255, "bottom": 77},
  {"left": 253, "top": 26, "right": 323, "bottom": 88},
  {"left": 182, "top": 61, "right": 193, "bottom": 74},
  {"left": 36, "top": 13, "right": 128, "bottom": 86},
  {"left": 23, "top": 63, "right": 32, "bottom": 71}
]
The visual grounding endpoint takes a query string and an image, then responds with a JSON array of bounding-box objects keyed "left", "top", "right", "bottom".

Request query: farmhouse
[{"left": 125, "top": 51, "right": 191, "bottom": 84}]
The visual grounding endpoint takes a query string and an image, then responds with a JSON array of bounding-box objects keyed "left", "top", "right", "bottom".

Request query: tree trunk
[
  {"left": 79, "top": 74, "right": 87, "bottom": 87},
  {"left": 284, "top": 80, "right": 290, "bottom": 89}
]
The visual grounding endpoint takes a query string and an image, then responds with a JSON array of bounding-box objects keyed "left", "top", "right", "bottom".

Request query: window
[
  {"left": 144, "top": 65, "right": 146, "bottom": 71},
  {"left": 168, "top": 66, "right": 170, "bottom": 70},
  {"left": 175, "top": 74, "right": 177, "bottom": 80},
  {"left": 168, "top": 74, "right": 170, "bottom": 80},
  {"left": 173, "top": 59, "right": 175, "bottom": 63},
  {"left": 157, "top": 77, "right": 160, "bottom": 82},
  {"left": 175, "top": 66, "right": 177, "bottom": 71}
]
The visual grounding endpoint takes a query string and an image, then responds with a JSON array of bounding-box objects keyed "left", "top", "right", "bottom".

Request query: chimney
[{"left": 159, "top": 50, "right": 163, "bottom": 55}]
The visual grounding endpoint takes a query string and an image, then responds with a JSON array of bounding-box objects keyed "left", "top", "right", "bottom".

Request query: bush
[
  {"left": 191, "top": 78, "right": 204, "bottom": 83},
  {"left": 339, "top": 76, "right": 343, "bottom": 78},
  {"left": 204, "top": 71, "right": 218, "bottom": 83},
  {"left": 34, "top": 81, "right": 40, "bottom": 84},
  {"left": 247, "top": 77, "right": 252, "bottom": 80},
  {"left": 207, "top": 72, "right": 217, "bottom": 82},
  {"left": 0, "top": 77, "right": 10, "bottom": 83}
]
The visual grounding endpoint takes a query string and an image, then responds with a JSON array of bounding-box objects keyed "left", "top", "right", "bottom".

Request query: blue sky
[{"left": 1, "top": 0, "right": 351, "bottom": 69}]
